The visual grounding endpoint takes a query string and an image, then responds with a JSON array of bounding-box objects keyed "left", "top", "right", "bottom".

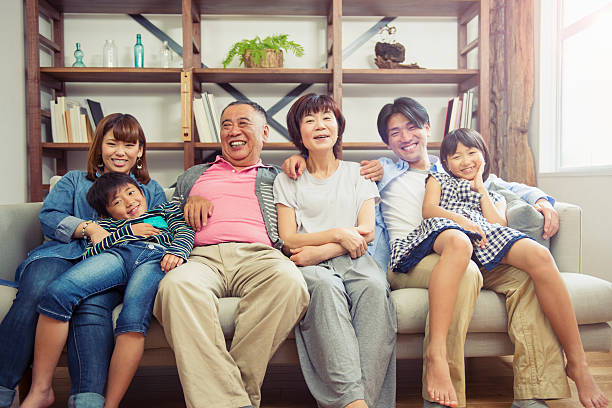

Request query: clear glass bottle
[
  {"left": 72, "top": 42, "right": 86, "bottom": 67},
  {"left": 102, "top": 39, "right": 117, "bottom": 67},
  {"left": 160, "top": 40, "right": 171, "bottom": 68},
  {"left": 134, "top": 34, "right": 144, "bottom": 68}
]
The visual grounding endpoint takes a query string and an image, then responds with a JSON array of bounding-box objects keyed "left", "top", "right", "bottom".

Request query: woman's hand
[
  {"left": 335, "top": 227, "right": 368, "bottom": 258},
  {"left": 87, "top": 223, "right": 110, "bottom": 245},
  {"left": 454, "top": 215, "right": 488, "bottom": 248},
  {"left": 160, "top": 254, "right": 184, "bottom": 273},
  {"left": 359, "top": 160, "right": 383, "bottom": 182},
  {"left": 281, "top": 154, "right": 307, "bottom": 180},
  {"left": 289, "top": 246, "right": 324, "bottom": 266},
  {"left": 469, "top": 160, "right": 486, "bottom": 193},
  {"left": 184, "top": 196, "right": 214, "bottom": 232},
  {"left": 131, "top": 223, "right": 161, "bottom": 238}
]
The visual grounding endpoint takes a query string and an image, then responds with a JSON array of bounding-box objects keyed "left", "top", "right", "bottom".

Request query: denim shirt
[
  {"left": 16, "top": 170, "right": 167, "bottom": 280},
  {"left": 368, "top": 155, "right": 555, "bottom": 269},
  {"left": 172, "top": 161, "right": 284, "bottom": 250}
]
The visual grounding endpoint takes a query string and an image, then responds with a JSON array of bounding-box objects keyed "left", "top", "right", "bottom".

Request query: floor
[{"left": 41, "top": 351, "right": 612, "bottom": 407}]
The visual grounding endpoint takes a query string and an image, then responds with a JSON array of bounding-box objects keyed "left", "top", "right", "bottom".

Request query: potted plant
[{"left": 222, "top": 34, "right": 304, "bottom": 68}]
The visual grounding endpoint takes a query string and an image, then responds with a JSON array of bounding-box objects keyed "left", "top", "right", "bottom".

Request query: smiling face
[
  {"left": 445, "top": 142, "right": 485, "bottom": 181},
  {"left": 220, "top": 104, "right": 269, "bottom": 169},
  {"left": 101, "top": 130, "right": 143, "bottom": 175},
  {"left": 299, "top": 110, "right": 339, "bottom": 155},
  {"left": 105, "top": 183, "right": 148, "bottom": 220},
  {"left": 385, "top": 113, "right": 430, "bottom": 170}
]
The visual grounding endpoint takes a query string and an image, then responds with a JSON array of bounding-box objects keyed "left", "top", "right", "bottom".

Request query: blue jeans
[
  {"left": 0, "top": 257, "right": 121, "bottom": 408},
  {"left": 38, "top": 241, "right": 166, "bottom": 336}
]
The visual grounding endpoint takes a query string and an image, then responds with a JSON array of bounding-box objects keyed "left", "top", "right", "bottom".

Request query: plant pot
[{"left": 243, "top": 49, "right": 284, "bottom": 68}]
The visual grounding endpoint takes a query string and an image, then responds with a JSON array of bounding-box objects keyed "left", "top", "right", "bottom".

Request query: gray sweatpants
[{"left": 295, "top": 254, "right": 397, "bottom": 408}]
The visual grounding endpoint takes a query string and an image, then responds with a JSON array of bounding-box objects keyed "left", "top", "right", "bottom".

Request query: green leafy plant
[{"left": 222, "top": 34, "right": 304, "bottom": 68}]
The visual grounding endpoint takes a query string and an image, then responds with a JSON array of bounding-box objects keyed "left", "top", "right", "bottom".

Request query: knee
[
  {"left": 445, "top": 233, "right": 473, "bottom": 257},
  {"left": 156, "top": 271, "right": 218, "bottom": 311},
  {"left": 459, "top": 261, "right": 483, "bottom": 292},
  {"left": 527, "top": 244, "right": 557, "bottom": 274}
]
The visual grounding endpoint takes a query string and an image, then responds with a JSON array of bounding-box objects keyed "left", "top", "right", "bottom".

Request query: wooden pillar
[
  {"left": 25, "top": 0, "right": 42, "bottom": 202},
  {"left": 489, "top": 0, "right": 535, "bottom": 185}
]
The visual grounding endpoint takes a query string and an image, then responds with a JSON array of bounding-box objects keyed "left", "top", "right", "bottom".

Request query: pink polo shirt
[{"left": 189, "top": 156, "right": 273, "bottom": 247}]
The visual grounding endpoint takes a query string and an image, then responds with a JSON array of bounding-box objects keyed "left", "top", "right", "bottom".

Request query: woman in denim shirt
[{"left": 0, "top": 113, "right": 166, "bottom": 408}]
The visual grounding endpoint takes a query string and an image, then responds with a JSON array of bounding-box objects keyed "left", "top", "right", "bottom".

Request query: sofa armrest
[
  {"left": 550, "top": 201, "right": 582, "bottom": 274},
  {"left": 0, "top": 202, "right": 44, "bottom": 282}
]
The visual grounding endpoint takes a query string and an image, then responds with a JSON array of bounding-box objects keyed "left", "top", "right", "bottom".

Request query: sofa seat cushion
[{"left": 391, "top": 273, "right": 612, "bottom": 335}]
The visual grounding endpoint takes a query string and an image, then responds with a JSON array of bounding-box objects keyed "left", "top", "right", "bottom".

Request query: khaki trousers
[
  {"left": 388, "top": 254, "right": 571, "bottom": 407},
  {"left": 153, "top": 243, "right": 309, "bottom": 408}
]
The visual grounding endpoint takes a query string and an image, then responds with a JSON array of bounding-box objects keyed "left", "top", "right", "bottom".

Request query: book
[
  {"left": 204, "top": 92, "right": 220, "bottom": 141},
  {"left": 86, "top": 99, "right": 104, "bottom": 127},
  {"left": 443, "top": 98, "right": 453, "bottom": 137},
  {"left": 193, "top": 96, "right": 215, "bottom": 143}
]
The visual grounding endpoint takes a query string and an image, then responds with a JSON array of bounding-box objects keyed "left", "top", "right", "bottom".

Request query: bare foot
[
  {"left": 20, "top": 387, "right": 55, "bottom": 408},
  {"left": 426, "top": 352, "right": 458, "bottom": 407},
  {"left": 566, "top": 361, "right": 609, "bottom": 408}
]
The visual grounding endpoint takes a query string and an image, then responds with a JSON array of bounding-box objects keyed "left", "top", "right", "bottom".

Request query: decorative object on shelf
[
  {"left": 373, "top": 25, "right": 422, "bottom": 69},
  {"left": 222, "top": 34, "right": 304, "bottom": 68},
  {"left": 134, "top": 33, "right": 144, "bottom": 67},
  {"left": 72, "top": 42, "right": 86, "bottom": 67},
  {"left": 102, "top": 39, "right": 118, "bottom": 67},
  {"left": 160, "top": 40, "right": 172, "bottom": 68}
]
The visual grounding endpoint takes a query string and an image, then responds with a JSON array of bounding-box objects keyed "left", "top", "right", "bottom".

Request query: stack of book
[
  {"left": 193, "top": 92, "right": 221, "bottom": 143},
  {"left": 443, "top": 91, "right": 474, "bottom": 137},
  {"left": 49, "top": 98, "right": 103, "bottom": 143}
]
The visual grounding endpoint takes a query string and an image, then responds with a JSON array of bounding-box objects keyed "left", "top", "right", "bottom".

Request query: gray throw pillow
[{"left": 487, "top": 181, "right": 550, "bottom": 248}]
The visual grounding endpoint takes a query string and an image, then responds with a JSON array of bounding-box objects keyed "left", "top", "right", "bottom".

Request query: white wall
[
  {"left": 0, "top": 0, "right": 27, "bottom": 204},
  {"left": 531, "top": 0, "right": 612, "bottom": 281}
]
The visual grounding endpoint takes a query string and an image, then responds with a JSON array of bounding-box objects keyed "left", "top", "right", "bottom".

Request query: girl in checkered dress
[{"left": 392, "top": 128, "right": 607, "bottom": 408}]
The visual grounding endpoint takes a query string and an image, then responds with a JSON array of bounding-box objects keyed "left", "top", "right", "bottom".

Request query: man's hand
[
  {"left": 131, "top": 223, "right": 161, "bottom": 238},
  {"left": 534, "top": 199, "right": 559, "bottom": 239},
  {"left": 289, "top": 246, "right": 324, "bottom": 266},
  {"left": 359, "top": 160, "right": 383, "bottom": 182},
  {"left": 184, "top": 196, "right": 214, "bottom": 232},
  {"left": 282, "top": 154, "right": 307, "bottom": 180},
  {"left": 335, "top": 227, "right": 368, "bottom": 258},
  {"left": 160, "top": 254, "right": 184, "bottom": 273}
]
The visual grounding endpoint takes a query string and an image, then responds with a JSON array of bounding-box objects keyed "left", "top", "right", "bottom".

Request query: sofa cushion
[
  {"left": 487, "top": 182, "right": 549, "bottom": 248},
  {"left": 0, "top": 285, "right": 17, "bottom": 322},
  {"left": 391, "top": 272, "right": 612, "bottom": 334}
]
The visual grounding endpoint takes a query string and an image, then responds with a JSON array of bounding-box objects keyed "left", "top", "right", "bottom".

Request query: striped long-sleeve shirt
[{"left": 83, "top": 201, "right": 195, "bottom": 261}]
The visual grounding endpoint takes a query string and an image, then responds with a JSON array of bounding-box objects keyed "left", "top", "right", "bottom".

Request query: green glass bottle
[
  {"left": 134, "top": 34, "right": 144, "bottom": 68},
  {"left": 72, "top": 42, "right": 85, "bottom": 67}
]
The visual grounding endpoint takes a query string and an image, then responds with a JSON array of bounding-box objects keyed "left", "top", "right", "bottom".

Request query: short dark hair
[
  {"left": 221, "top": 100, "right": 268, "bottom": 123},
  {"left": 377, "top": 97, "right": 430, "bottom": 144},
  {"left": 87, "top": 172, "right": 142, "bottom": 218},
  {"left": 440, "top": 128, "right": 491, "bottom": 182},
  {"left": 286, "top": 93, "right": 345, "bottom": 158}
]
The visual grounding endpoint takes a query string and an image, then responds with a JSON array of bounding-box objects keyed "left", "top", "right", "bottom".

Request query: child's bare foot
[
  {"left": 566, "top": 360, "right": 608, "bottom": 408},
  {"left": 20, "top": 387, "right": 54, "bottom": 408},
  {"left": 426, "top": 351, "right": 458, "bottom": 407}
]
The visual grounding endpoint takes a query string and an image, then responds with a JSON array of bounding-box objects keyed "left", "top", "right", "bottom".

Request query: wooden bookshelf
[{"left": 25, "top": 0, "right": 489, "bottom": 201}]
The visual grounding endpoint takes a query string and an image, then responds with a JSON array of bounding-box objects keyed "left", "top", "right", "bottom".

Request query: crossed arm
[{"left": 276, "top": 199, "right": 376, "bottom": 266}]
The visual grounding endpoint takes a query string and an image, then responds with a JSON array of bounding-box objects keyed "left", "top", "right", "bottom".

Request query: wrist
[{"left": 81, "top": 221, "right": 96, "bottom": 239}]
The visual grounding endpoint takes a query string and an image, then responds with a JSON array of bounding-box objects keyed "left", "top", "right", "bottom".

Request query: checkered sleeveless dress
[{"left": 389, "top": 172, "right": 529, "bottom": 272}]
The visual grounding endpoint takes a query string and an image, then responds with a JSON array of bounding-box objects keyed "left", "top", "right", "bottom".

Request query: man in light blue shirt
[{"left": 370, "top": 97, "right": 569, "bottom": 408}]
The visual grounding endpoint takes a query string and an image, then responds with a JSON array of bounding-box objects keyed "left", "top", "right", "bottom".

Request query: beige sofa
[{"left": 1, "top": 194, "right": 612, "bottom": 399}]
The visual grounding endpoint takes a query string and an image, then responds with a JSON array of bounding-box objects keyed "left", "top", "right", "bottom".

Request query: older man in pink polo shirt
[{"left": 153, "top": 101, "right": 309, "bottom": 408}]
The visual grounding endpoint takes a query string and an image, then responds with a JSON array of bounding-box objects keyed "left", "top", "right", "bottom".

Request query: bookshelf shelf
[
  {"left": 193, "top": 68, "right": 332, "bottom": 84},
  {"left": 42, "top": 142, "right": 185, "bottom": 151},
  {"left": 25, "top": 0, "right": 489, "bottom": 201},
  {"left": 40, "top": 68, "right": 183, "bottom": 85}
]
